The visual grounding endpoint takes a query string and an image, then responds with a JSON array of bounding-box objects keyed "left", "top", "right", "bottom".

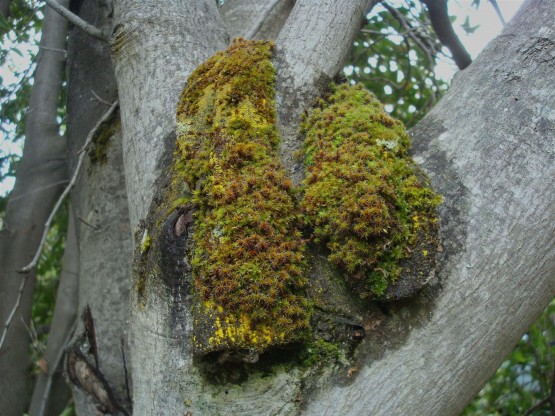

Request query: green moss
[
  {"left": 88, "top": 113, "right": 119, "bottom": 165},
  {"left": 300, "top": 339, "right": 342, "bottom": 367},
  {"left": 174, "top": 39, "right": 310, "bottom": 353},
  {"left": 300, "top": 84, "right": 441, "bottom": 298}
]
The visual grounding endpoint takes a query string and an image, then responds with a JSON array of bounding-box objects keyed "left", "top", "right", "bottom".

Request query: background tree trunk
[
  {"left": 0, "top": 3, "right": 69, "bottom": 414},
  {"left": 29, "top": 211, "right": 78, "bottom": 416},
  {"left": 63, "top": 2, "right": 132, "bottom": 414}
]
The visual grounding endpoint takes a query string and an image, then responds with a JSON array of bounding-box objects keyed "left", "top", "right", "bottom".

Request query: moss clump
[
  {"left": 300, "top": 339, "right": 342, "bottom": 367},
  {"left": 300, "top": 84, "right": 441, "bottom": 298},
  {"left": 175, "top": 39, "right": 310, "bottom": 353},
  {"left": 88, "top": 111, "right": 119, "bottom": 165}
]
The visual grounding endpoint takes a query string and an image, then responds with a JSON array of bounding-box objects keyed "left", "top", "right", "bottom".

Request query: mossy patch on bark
[
  {"left": 175, "top": 38, "right": 310, "bottom": 355},
  {"left": 300, "top": 83, "right": 441, "bottom": 298},
  {"left": 134, "top": 39, "right": 442, "bottom": 366}
]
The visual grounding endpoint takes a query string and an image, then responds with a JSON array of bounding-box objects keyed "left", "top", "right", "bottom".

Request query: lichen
[
  {"left": 174, "top": 38, "right": 310, "bottom": 353},
  {"left": 300, "top": 84, "right": 441, "bottom": 298}
]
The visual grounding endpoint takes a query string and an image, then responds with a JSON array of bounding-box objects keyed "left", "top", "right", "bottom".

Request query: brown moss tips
[
  {"left": 175, "top": 39, "right": 310, "bottom": 354},
  {"left": 300, "top": 84, "right": 441, "bottom": 299}
]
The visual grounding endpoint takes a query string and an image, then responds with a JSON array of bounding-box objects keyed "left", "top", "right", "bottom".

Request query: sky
[{"left": 0, "top": 0, "right": 526, "bottom": 196}]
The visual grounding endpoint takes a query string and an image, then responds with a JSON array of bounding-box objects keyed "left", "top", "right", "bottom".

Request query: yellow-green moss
[
  {"left": 300, "top": 84, "right": 441, "bottom": 298},
  {"left": 175, "top": 39, "right": 310, "bottom": 352}
]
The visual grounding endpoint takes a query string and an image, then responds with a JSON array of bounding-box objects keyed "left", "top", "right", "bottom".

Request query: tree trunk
[
  {"left": 114, "top": 0, "right": 554, "bottom": 414},
  {"left": 5, "top": 0, "right": 552, "bottom": 414},
  {"left": 0, "top": 3, "right": 69, "bottom": 414},
  {"left": 63, "top": 2, "right": 132, "bottom": 414},
  {"left": 29, "top": 210, "right": 78, "bottom": 416}
]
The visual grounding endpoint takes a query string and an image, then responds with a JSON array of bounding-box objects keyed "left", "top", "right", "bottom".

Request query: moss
[
  {"left": 140, "top": 230, "right": 151, "bottom": 254},
  {"left": 300, "top": 84, "right": 441, "bottom": 298},
  {"left": 300, "top": 339, "right": 342, "bottom": 368},
  {"left": 174, "top": 39, "right": 310, "bottom": 353},
  {"left": 88, "top": 112, "right": 119, "bottom": 165}
]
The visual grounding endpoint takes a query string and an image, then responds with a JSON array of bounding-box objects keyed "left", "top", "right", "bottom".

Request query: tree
[{"left": 0, "top": 0, "right": 554, "bottom": 415}]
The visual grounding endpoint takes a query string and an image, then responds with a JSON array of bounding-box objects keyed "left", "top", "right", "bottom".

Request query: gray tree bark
[
  {"left": 0, "top": 2, "right": 69, "bottom": 415},
  {"left": 64, "top": 2, "right": 132, "bottom": 415}
]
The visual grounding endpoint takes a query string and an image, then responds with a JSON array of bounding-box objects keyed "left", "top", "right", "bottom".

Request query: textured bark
[
  {"left": 275, "top": 0, "right": 375, "bottom": 184},
  {"left": 110, "top": 2, "right": 230, "bottom": 414},
  {"left": 65, "top": 2, "right": 132, "bottom": 414},
  {"left": 29, "top": 211, "right": 78, "bottom": 416},
  {"left": 220, "top": 0, "right": 295, "bottom": 40},
  {"left": 0, "top": 3, "right": 69, "bottom": 415},
  {"left": 111, "top": 0, "right": 228, "bottom": 227},
  {"left": 303, "top": 0, "right": 555, "bottom": 413}
]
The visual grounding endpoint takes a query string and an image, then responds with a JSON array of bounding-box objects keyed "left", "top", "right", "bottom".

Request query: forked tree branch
[{"left": 44, "top": 0, "right": 109, "bottom": 41}]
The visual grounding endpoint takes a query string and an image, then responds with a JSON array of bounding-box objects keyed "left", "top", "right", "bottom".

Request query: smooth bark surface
[
  {"left": 304, "top": 0, "right": 555, "bottom": 413},
  {"left": 0, "top": 3, "right": 69, "bottom": 415}
]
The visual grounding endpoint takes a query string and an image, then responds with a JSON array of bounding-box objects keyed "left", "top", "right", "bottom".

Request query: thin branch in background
[
  {"left": 37, "top": 320, "right": 77, "bottom": 416},
  {"left": 383, "top": 2, "right": 435, "bottom": 68},
  {"left": 523, "top": 396, "right": 550, "bottom": 416},
  {"left": 0, "top": 100, "right": 119, "bottom": 353},
  {"left": 523, "top": 349, "right": 555, "bottom": 416},
  {"left": 78, "top": 215, "right": 100, "bottom": 230},
  {"left": 420, "top": 0, "right": 472, "bottom": 70},
  {"left": 121, "top": 337, "right": 132, "bottom": 409},
  {"left": 44, "top": 0, "right": 109, "bottom": 42},
  {"left": 488, "top": 0, "right": 506, "bottom": 26},
  {"left": 90, "top": 89, "right": 112, "bottom": 106},
  {"left": 382, "top": 2, "right": 441, "bottom": 101}
]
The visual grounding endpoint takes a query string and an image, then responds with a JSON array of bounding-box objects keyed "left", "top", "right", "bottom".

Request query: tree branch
[
  {"left": 420, "top": 0, "right": 472, "bottom": 69},
  {"left": 44, "top": 0, "right": 109, "bottom": 42},
  {"left": 220, "top": 0, "right": 295, "bottom": 40},
  {"left": 29, "top": 211, "right": 79, "bottom": 416},
  {"left": 489, "top": 0, "right": 506, "bottom": 26}
]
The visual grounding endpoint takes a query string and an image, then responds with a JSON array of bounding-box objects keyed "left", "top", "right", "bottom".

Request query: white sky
[{"left": 0, "top": 0, "right": 526, "bottom": 196}]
